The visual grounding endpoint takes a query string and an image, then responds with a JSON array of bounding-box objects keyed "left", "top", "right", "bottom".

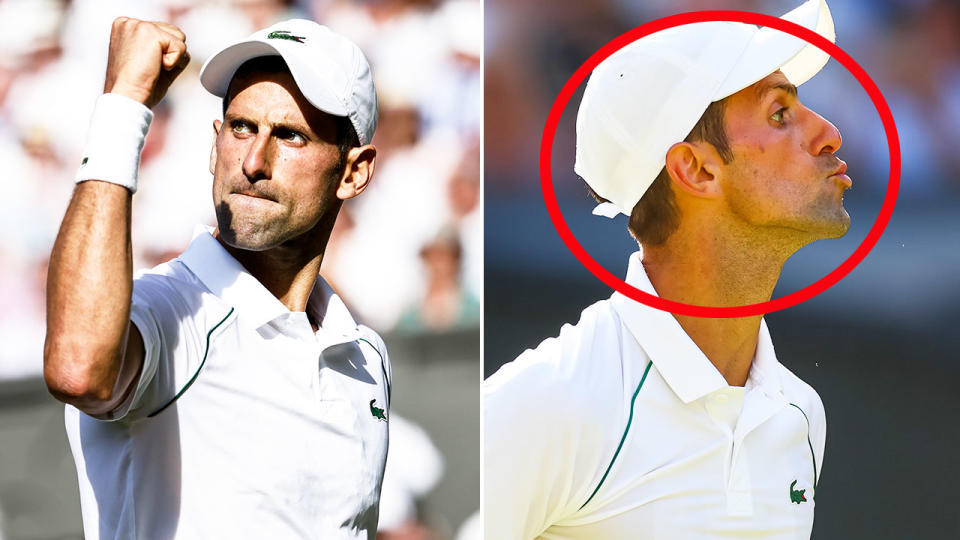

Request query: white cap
[
  {"left": 575, "top": 0, "right": 835, "bottom": 218},
  {"left": 200, "top": 19, "right": 378, "bottom": 145}
]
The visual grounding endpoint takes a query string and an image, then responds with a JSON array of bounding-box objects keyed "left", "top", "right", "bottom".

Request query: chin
[
  {"left": 215, "top": 207, "right": 286, "bottom": 252},
  {"left": 826, "top": 217, "right": 851, "bottom": 239},
  {"left": 216, "top": 227, "right": 280, "bottom": 252},
  {"left": 805, "top": 209, "right": 851, "bottom": 240}
]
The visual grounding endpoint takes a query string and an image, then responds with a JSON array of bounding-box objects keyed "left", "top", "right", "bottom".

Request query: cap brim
[
  {"left": 714, "top": 0, "right": 834, "bottom": 100},
  {"left": 199, "top": 39, "right": 349, "bottom": 117}
]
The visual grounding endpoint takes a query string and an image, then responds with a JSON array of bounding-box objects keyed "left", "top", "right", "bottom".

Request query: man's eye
[
  {"left": 771, "top": 108, "right": 787, "bottom": 124},
  {"left": 277, "top": 129, "right": 305, "bottom": 143},
  {"left": 231, "top": 120, "right": 252, "bottom": 134}
]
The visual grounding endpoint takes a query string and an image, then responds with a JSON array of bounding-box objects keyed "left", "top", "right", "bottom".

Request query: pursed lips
[{"left": 828, "top": 159, "right": 851, "bottom": 189}]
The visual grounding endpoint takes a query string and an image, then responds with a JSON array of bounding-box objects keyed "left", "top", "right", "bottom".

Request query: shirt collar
[
  {"left": 746, "top": 319, "right": 784, "bottom": 396},
  {"left": 610, "top": 251, "right": 783, "bottom": 403},
  {"left": 306, "top": 273, "right": 360, "bottom": 337},
  {"left": 179, "top": 226, "right": 359, "bottom": 337}
]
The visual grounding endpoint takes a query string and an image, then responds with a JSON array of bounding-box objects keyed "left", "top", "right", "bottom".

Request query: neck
[
  {"left": 214, "top": 219, "right": 335, "bottom": 315},
  {"left": 642, "top": 218, "right": 792, "bottom": 386}
]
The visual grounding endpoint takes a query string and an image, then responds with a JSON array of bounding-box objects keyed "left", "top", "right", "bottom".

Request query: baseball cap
[
  {"left": 575, "top": 0, "right": 835, "bottom": 218},
  {"left": 200, "top": 19, "right": 378, "bottom": 145}
]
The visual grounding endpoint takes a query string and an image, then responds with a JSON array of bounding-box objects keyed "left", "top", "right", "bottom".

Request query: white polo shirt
[
  {"left": 65, "top": 228, "right": 392, "bottom": 540},
  {"left": 484, "top": 252, "right": 825, "bottom": 540}
]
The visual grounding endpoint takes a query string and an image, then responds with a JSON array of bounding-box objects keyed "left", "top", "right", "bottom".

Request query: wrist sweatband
[{"left": 74, "top": 93, "right": 154, "bottom": 193}]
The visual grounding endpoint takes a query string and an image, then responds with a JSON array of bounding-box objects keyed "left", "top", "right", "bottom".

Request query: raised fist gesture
[{"left": 103, "top": 17, "right": 190, "bottom": 109}]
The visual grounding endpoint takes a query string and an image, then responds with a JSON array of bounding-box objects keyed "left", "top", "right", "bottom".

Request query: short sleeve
[
  {"left": 117, "top": 270, "right": 230, "bottom": 421},
  {"left": 483, "top": 307, "right": 623, "bottom": 539}
]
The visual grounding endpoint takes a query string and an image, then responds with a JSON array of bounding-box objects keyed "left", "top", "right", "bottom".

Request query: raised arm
[{"left": 43, "top": 18, "right": 189, "bottom": 416}]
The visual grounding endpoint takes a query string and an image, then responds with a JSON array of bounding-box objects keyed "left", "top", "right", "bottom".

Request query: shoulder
[
  {"left": 357, "top": 324, "right": 392, "bottom": 389},
  {"left": 483, "top": 300, "right": 634, "bottom": 529},
  {"left": 485, "top": 299, "right": 627, "bottom": 425},
  {"left": 778, "top": 364, "right": 825, "bottom": 423},
  {"left": 357, "top": 324, "right": 388, "bottom": 360},
  {"left": 132, "top": 259, "right": 208, "bottom": 315},
  {"left": 135, "top": 258, "right": 229, "bottom": 308},
  {"left": 130, "top": 258, "right": 233, "bottom": 345},
  {"left": 777, "top": 363, "right": 827, "bottom": 477},
  {"left": 133, "top": 258, "right": 200, "bottom": 292}
]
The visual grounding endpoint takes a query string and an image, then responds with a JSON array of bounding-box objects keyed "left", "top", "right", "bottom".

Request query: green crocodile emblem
[
  {"left": 369, "top": 399, "right": 386, "bottom": 421},
  {"left": 81, "top": 157, "right": 88, "bottom": 166},
  {"left": 267, "top": 30, "right": 306, "bottom": 43},
  {"left": 790, "top": 480, "right": 807, "bottom": 504}
]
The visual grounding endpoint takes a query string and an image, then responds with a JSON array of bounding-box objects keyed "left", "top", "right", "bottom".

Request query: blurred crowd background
[
  {"left": 486, "top": 0, "right": 960, "bottom": 538},
  {"left": 0, "top": 0, "right": 479, "bottom": 539}
]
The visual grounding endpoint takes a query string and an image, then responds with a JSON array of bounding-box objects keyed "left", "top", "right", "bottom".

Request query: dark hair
[
  {"left": 586, "top": 98, "right": 733, "bottom": 246},
  {"left": 222, "top": 56, "right": 361, "bottom": 170}
]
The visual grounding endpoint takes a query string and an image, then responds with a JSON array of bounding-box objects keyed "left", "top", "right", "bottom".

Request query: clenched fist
[{"left": 103, "top": 17, "right": 190, "bottom": 109}]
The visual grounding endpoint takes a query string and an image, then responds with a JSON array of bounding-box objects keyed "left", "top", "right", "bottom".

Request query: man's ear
[
  {"left": 336, "top": 145, "right": 377, "bottom": 200},
  {"left": 209, "top": 119, "right": 222, "bottom": 176},
  {"left": 664, "top": 141, "right": 723, "bottom": 198}
]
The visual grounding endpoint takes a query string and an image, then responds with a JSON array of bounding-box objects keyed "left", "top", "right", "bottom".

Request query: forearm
[
  {"left": 42, "top": 17, "right": 188, "bottom": 415},
  {"left": 44, "top": 180, "right": 135, "bottom": 408}
]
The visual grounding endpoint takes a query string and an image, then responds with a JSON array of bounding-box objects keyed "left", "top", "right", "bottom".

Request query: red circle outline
[{"left": 539, "top": 10, "right": 900, "bottom": 318}]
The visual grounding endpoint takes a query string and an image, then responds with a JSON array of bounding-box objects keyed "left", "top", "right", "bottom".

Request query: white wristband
[{"left": 75, "top": 93, "right": 154, "bottom": 193}]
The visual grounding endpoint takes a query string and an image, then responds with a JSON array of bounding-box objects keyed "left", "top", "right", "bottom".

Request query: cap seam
[{"left": 348, "top": 48, "right": 364, "bottom": 143}]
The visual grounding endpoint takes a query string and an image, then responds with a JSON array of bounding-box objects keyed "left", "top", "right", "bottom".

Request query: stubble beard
[
  {"left": 805, "top": 194, "right": 851, "bottom": 240},
  {"left": 214, "top": 190, "right": 342, "bottom": 253},
  {"left": 216, "top": 203, "right": 282, "bottom": 251},
  {"left": 214, "top": 193, "right": 310, "bottom": 252}
]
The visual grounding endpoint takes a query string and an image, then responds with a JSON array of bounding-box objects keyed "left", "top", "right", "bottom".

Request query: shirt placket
[
  {"left": 265, "top": 313, "right": 324, "bottom": 402},
  {"left": 728, "top": 389, "right": 788, "bottom": 516},
  {"left": 705, "top": 388, "right": 751, "bottom": 516}
]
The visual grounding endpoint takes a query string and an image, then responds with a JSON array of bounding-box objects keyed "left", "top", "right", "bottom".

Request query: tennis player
[
  {"left": 44, "top": 17, "right": 390, "bottom": 539},
  {"left": 485, "top": 1, "right": 843, "bottom": 538}
]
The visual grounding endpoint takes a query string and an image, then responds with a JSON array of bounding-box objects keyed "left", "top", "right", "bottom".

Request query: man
[
  {"left": 484, "top": 1, "right": 843, "bottom": 538},
  {"left": 44, "top": 17, "right": 390, "bottom": 539}
]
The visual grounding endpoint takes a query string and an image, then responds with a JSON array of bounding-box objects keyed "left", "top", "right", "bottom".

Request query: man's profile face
[
  {"left": 210, "top": 69, "right": 344, "bottom": 251},
  {"left": 716, "top": 71, "right": 850, "bottom": 241}
]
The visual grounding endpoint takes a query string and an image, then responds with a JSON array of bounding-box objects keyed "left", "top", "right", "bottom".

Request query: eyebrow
[{"left": 754, "top": 79, "right": 798, "bottom": 101}]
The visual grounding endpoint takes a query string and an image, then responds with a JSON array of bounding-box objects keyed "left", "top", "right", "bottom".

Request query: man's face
[
  {"left": 211, "top": 70, "right": 344, "bottom": 251},
  {"left": 716, "top": 71, "right": 850, "bottom": 240}
]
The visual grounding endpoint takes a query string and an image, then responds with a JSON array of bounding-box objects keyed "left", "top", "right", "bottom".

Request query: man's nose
[
  {"left": 242, "top": 132, "right": 272, "bottom": 180},
  {"left": 805, "top": 107, "right": 842, "bottom": 156}
]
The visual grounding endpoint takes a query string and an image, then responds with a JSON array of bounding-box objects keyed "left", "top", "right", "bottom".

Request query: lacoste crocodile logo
[
  {"left": 790, "top": 480, "right": 807, "bottom": 504},
  {"left": 267, "top": 30, "right": 305, "bottom": 43},
  {"left": 369, "top": 399, "right": 386, "bottom": 421}
]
